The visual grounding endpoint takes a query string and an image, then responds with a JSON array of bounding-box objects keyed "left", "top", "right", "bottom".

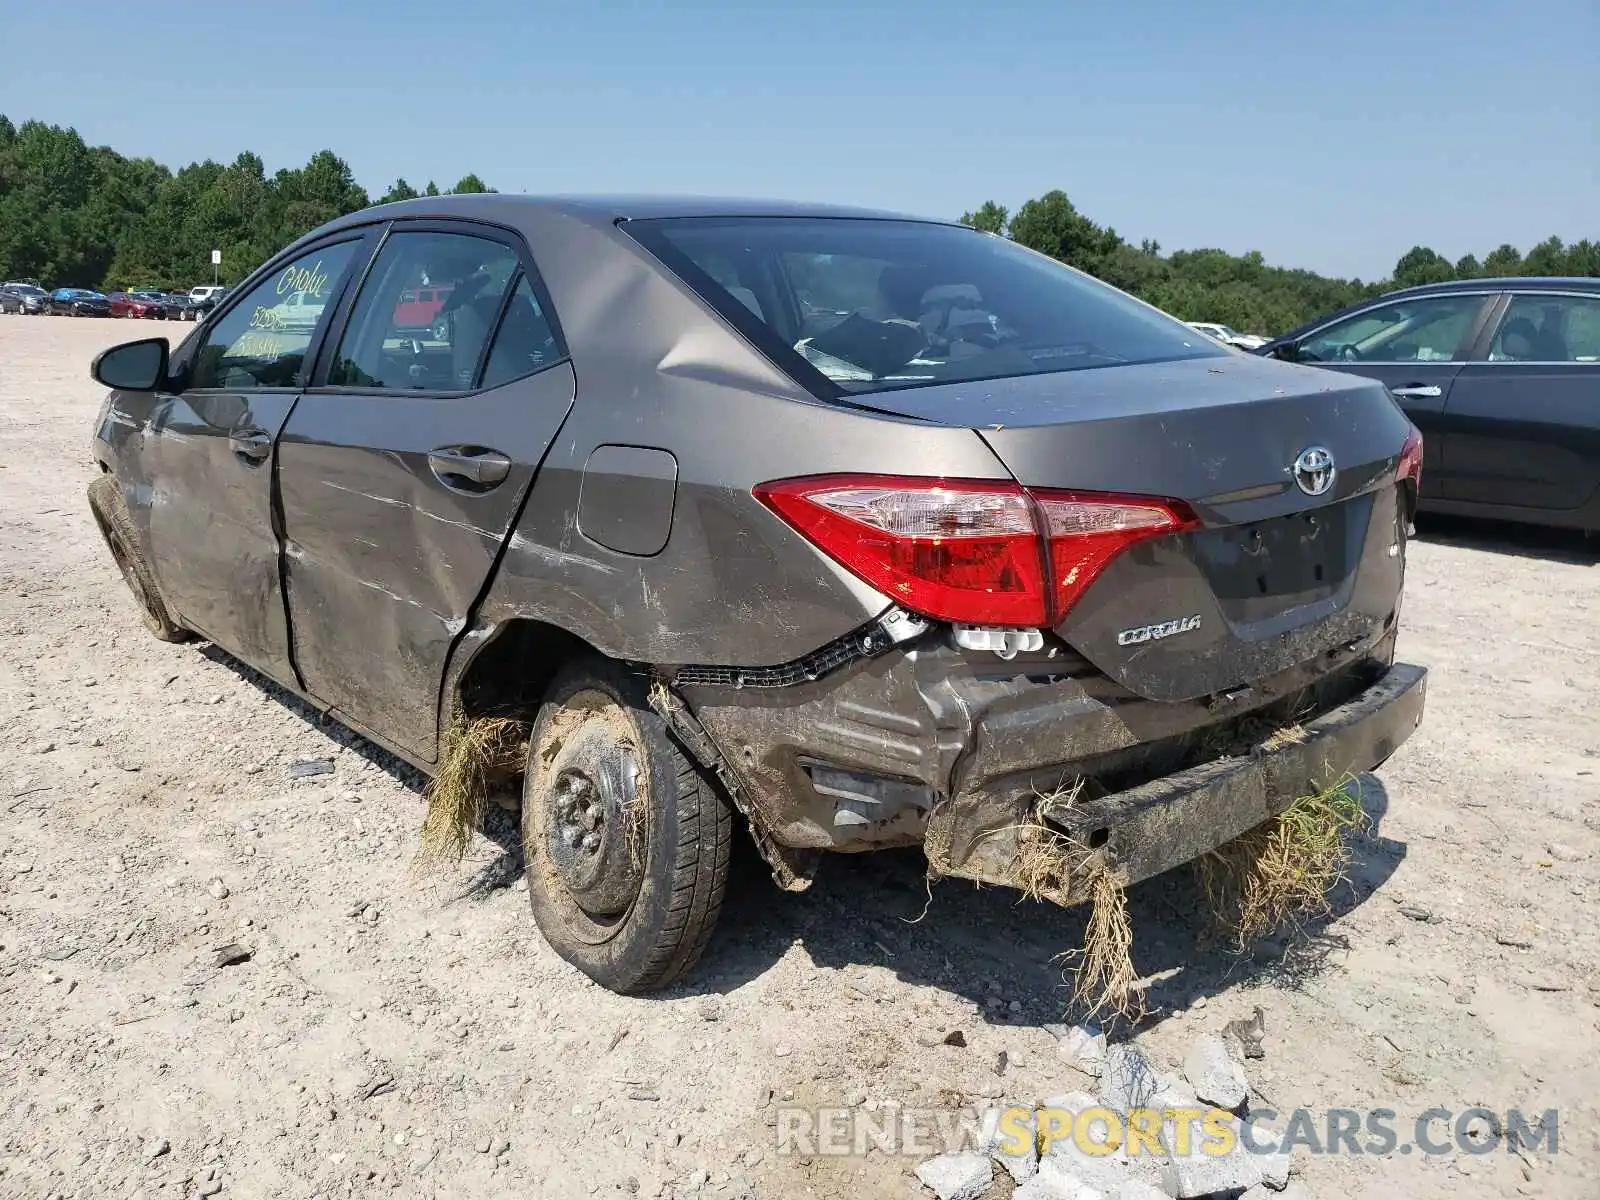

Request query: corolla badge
[
  {"left": 1291, "top": 445, "right": 1337, "bottom": 497},
  {"left": 1117, "top": 614, "right": 1202, "bottom": 646}
]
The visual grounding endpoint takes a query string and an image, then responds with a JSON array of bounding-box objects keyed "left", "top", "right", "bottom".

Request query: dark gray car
[
  {"left": 86, "top": 195, "right": 1428, "bottom": 993},
  {"left": 1257, "top": 277, "right": 1600, "bottom": 534}
]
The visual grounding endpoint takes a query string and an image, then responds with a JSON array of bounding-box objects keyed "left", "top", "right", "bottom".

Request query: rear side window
[
  {"left": 1490, "top": 294, "right": 1600, "bottom": 363},
  {"left": 624, "top": 217, "right": 1222, "bottom": 397},
  {"left": 329, "top": 231, "right": 521, "bottom": 391},
  {"left": 481, "top": 275, "right": 559, "bottom": 388},
  {"left": 189, "top": 241, "right": 361, "bottom": 390}
]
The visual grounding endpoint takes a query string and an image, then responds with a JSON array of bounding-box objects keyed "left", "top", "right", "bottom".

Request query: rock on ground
[
  {"left": 978, "top": 1105, "right": 1039, "bottom": 1183},
  {"left": 1099, "top": 1044, "right": 1160, "bottom": 1114},
  {"left": 1182, "top": 1033, "right": 1247, "bottom": 1109},
  {"left": 913, "top": 1152, "right": 992, "bottom": 1200},
  {"left": 1168, "top": 1115, "right": 1263, "bottom": 1198}
]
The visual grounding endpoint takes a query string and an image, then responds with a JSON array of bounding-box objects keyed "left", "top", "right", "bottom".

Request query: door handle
[
  {"left": 230, "top": 429, "right": 272, "bottom": 464},
  {"left": 1391, "top": 385, "right": 1442, "bottom": 399},
  {"left": 427, "top": 447, "right": 511, "bottom": 488}
]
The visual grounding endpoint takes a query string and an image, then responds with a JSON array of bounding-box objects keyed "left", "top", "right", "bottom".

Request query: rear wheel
[
  {"left": 87, "top": 476, "right": 193, "bottom": 643},
  {"left": 522, "top": 659, "right": 731, "bottom": 993}
]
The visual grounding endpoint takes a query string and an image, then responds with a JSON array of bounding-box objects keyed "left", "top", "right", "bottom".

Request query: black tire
[
  {"left": 522, "top": 658, "right": 731, "bottom": 993},
  {"left": 87, "top": 476, "right": 194, "bottom": 643}
]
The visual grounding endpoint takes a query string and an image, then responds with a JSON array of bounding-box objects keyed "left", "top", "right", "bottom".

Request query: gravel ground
[{"left": 1, "top": 316, "right": 1597, "bottom": 1200}]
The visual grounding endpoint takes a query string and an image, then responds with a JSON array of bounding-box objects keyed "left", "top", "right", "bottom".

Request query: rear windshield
[{"left": 624, "top": 216, "right": 1223, "bottom": 396}]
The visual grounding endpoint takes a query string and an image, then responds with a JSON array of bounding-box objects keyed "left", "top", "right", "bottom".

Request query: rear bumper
[
  {"left": 1033, "top": 662, "right": 1426, "bottom": 894},
  {"left": 677, "top": 615, "right": 1422, "bottom": 897}
]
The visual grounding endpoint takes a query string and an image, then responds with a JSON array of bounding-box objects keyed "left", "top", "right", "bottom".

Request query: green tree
[
  {"left": 1392, "top": 246, "right": 1455, "bottom": 289},
  {"left": 1008, "top": 190, "right": 1123, "bottom": 275},
  {"left": 1454, "top": 253, "right": 1480, "bottom": 278},
  {"left": 449, "top": 174, "right": 495, "bottom": 194},
  {"left": 1482, "top": 243, "right": 1523, "bottom": 276},
  {"left": 959, "top": 201, "right": 1008, "bottom": 235},
  {"left": 377, "top": 178, "right": 420, "bottom": 204},
  {"left": 1522, "top": 236, "right": 1569, "bottom": 276}
]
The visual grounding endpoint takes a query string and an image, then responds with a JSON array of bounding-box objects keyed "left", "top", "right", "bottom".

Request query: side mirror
[
  {"left": 92, "top": 337, "right": 170, "bottom": 392},
  {"left": 1270, "top": 341, "right": 1299, "bottom": 362}
]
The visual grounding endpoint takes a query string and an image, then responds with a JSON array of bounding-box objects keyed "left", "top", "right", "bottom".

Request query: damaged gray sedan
[{"left": 87, "top": 195, "right": 1427, "bottom": 993}]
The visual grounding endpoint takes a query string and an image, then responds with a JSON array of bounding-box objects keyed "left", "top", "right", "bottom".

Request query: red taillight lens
[
  {"left": 1035, "top": 492, "right": 1197, "bottom": 615},
  {"left": 755, "top": 475, "right": 1193, "bottom": 627},
  {"left": 1397, "top": 426, "right": 1423, "bottom": 491},
  {"left": 754, "top": 476, "right": 1049, "bottom": 625}
]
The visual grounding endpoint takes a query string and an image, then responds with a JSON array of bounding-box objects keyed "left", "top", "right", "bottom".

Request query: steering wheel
[{"left": 1336, "top": 343, "right": 1362, "bottom": 362}]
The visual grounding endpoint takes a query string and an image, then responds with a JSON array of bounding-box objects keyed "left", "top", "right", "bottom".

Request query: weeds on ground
[
  {"left": 993, "top": 781, "right": 1146, "bottom": 1024},
  {"left": 412, "top": 713, "right": 529, "bottom": 876},
  {"left": 1057, "top": 867, "right": 1142, "bottom": 1023},
  {"left": 1198, "top": 774, "right": 1368, "bottom": 950}
]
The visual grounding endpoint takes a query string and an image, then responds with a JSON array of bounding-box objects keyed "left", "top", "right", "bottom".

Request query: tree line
[
  {"left": 0, "top": 115, "right": 493, "bottom": 292},
  {"left": 961, "top": 194, "right": 1598, "bottom": 335},
  {"left": 1, "top": 114, "right": 1593, "bottom": 333}
]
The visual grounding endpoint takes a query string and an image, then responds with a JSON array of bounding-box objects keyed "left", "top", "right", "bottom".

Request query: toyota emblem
[{"left": 1292, "top": 446, "right": 1337, "bottom": 497}]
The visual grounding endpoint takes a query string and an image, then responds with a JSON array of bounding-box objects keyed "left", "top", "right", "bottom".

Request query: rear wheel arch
[{"left": 445, "top": 616, "right": 599, "bottom": 727}]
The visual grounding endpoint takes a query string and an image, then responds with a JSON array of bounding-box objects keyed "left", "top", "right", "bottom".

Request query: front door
[
  {"left": 1287, "top": 290, "right": 1499, "bottom": 503},
  {"left": 276, "top": 224, "right": 575, "bottom": 761},
  {"left": 1440, "top": 291, "right": 1600, "bottom": 512},
  {"left": 144, "top": 236, "right": 369, "bottom": 682}
]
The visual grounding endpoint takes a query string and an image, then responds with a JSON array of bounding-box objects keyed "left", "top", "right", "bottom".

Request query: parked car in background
[
  {"left": 134, "top": 291, "right": 190, "bottom": 319},
  {"left": 0, "top": 283, "right": 49, "bottom": 314},
  {"left": 47, "top": 288, "right": 112, "bottom": 317},
  {"left": 155, "top": 292, "right": 193, "bottom": 320},
  {"left": 184, "top": 285, "right": 228, "bottom": 320},
  {"left": 1256, "top": 277, "right": 1600, "bottom": 534},
  {"left": 392, "top": 283, "right": 455, "bottom": 337},
  {"left": 1187, "top": 321, "right": 1268, "bottom": 350},
  {"left": 86, "top": 194, "right": 1428, "bottom": 995},
  {"left": 108, "top": 291, "right": 170, "bottom": 319}
]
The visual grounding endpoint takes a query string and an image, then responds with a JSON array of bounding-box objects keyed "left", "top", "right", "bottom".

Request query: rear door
[
  {"left": 1286, "top": 290, "right": 1499, "bottom": 502},
  {"left": 1437, "top": 290, "right": 1600, "bottom": 512},
  {"left": 141, "top": 234, "right": 371, "bottom": 683},
  {"left": 276, "top": 220, "right": 574, "bottom": 761}
]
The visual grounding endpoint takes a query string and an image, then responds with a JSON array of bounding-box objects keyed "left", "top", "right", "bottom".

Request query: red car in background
[
  {"left": 392, "top": 283, "right": 454, "bottom": 336},
  {"left": 108, "top": 291, "right": 169, "bottom": 319}
]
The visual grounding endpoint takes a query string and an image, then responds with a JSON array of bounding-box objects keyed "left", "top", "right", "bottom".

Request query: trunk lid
[{"left": 855, "top": 356, "right": 1414, "bottom": 703}]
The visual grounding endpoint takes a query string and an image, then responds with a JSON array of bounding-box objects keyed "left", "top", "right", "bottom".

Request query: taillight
[
  {"left": 1397, "top": 426, "right": 1423, "bottom": 493},
  {"left": 1035, "top": 492, "right": 1197, "bottom": 615},
  {"left": 754, "top": 475, "right": 1193, "bottom": 627},
  {"left": 754, "top": 476, "right": 1048, "bottom": 625}
]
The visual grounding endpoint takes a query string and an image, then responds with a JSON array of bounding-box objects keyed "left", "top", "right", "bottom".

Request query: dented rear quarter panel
[{"left": 460, "top": 205, "right": 1011, "bottom": 668}]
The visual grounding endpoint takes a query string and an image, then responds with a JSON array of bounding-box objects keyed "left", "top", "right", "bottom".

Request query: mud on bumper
[
  {"left": 1009, "top": 662, "right": 1425, "bottom": 898},
  {"left": 672, "top": 618, "right": 1425, "bottom": 902}
]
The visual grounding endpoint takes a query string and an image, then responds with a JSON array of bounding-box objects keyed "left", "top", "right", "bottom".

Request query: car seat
[
  {"left": 1495, "top": 317, "right": 1539, "bottom": 360},
  {"left": 1532, "top": 310, "right": 1568, "bottom": 361}
]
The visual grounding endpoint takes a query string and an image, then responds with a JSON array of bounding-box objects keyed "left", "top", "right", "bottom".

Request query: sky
[{"left": 1, "top": 0, "right": 1594, "bottom": 280}]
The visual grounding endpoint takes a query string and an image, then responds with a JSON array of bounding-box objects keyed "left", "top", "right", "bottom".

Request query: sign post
[{"left": 211, "top": 249, "right": 221, "bottom": 286}]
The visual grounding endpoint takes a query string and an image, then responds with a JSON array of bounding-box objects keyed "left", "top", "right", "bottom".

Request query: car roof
[
  {"left": 331, "top": 192, "right": 950, "bottom": 231},
  {"left": 1384, "top": 276, "right": 1600, "bottom": 297}
]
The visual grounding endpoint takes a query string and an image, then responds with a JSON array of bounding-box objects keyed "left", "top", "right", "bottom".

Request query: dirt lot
[{"left": 1, "top": 316, "right": 1597, "bottom": 1200}]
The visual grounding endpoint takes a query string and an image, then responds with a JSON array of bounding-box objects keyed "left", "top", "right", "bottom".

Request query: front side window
[
  {"left": 328, "top": 231, "right": 521, "bottom": 391},
  {"left": 189, "top": 241, "right": 361, "bottom": 390},
  {"left": 1299, "top": 294, "right": 1483, "bottom": 364},
  {"left": 625, "top": 217, "right": 1223, "bottom": 396},
  {"left": 1489, "top": 294, "right": 1600, "bottom": 363}
]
